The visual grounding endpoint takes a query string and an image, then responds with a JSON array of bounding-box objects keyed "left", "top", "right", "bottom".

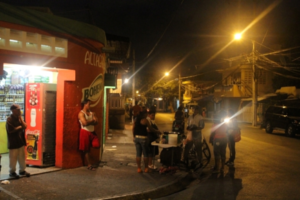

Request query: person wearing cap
[
  {"left": 6, "top": 104, "right": 30, "bottom": 178},
  {"left": 78, "top": 99, "right": 100, "bottom": 171}
]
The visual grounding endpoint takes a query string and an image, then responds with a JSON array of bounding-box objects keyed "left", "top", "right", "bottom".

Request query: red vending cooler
[{"left": 25, "top": 83, "right": 57, "bottom": 167}]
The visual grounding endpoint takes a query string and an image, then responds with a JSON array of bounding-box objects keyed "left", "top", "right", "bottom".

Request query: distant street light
[
  {"left": 124, "top": 78, "right": 129, "bottom": 83},
  {"left": 234, "top": 33, "right": 257, "bottom": 126},
  {"left": 165, "top": 72, "right": 169, "bottom": 76},
  {"left": 136, "top": 90, "right": 139, "bottom": 94}
]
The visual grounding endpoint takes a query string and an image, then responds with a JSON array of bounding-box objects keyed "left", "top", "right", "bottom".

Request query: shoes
[
  {"left": 211, "top": 166, "right": 219, "bottom": 174},
  {"left": 226, "top": 162, "right": 234, "bottom": 166},
  {"left": 148, "top": 165, "right": 157, "bottom": 170},
  {"left": 9, "top": 172, "right": 19, "bottom": 179},
  {"left": 144, "top": 168, "right": 150, "bottom": 173},
  {"left": 137, "top": 168, "right": 142, "bottom": 173},
  {"left": 19, "top": 171, "right": 31, "bottom": 176},
  {"left": 87, "top": 166, "right": 96, "bottom": 171}
]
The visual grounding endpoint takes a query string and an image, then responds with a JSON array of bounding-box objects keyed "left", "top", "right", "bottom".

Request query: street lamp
[
  {"left": 164, "top": 71, "right": 182, "bottom": 106},
  {"left": 124, "top": 78, "right": 129, "bottom": 83},
  {"left": 234, "top": 33, "right": 242, "bottom": 40},
  {"left": 234, "top": 33, "right": 257, "bottom": 126}
]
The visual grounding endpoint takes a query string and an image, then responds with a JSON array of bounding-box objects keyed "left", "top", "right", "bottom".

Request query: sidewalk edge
[{"left": 97, "top": 172, "right": 193, "bottom": 200}]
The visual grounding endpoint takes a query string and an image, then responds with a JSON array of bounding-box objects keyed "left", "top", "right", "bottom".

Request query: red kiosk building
[{"left": 0, "top": 3, "right": 112, "bottom": 168}]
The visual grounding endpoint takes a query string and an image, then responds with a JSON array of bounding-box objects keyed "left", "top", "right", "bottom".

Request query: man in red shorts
[{"left": 78, "top": 99, "right": 99, "bottom": 171}]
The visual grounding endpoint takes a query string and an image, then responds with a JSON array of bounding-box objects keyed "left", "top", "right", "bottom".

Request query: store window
[{"left": 0, "top": 63, "right": 58, "bottom": 121}]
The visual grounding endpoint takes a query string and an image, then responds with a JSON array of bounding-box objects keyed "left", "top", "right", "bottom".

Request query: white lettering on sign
[
  {"left": 26, "top": 129, "right": 40, "bottom": 135},
  {"left": 84, "top": 51, "right": 105, "bottom": 69},
  {"left": 29, "top": 84, "right": 37, "bottom": 91},
  {"left": 81, "top": 74, "right": 103, "bottom": 107}
]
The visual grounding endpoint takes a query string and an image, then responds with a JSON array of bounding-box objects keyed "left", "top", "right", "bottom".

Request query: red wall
[{"left": 0, "top": 21, "right": 106, "bottom": 169}]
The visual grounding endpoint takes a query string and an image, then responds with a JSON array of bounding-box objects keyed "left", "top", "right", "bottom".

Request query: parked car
[{"left": 262, "top": 105, "right": 300, "bottom": 137}]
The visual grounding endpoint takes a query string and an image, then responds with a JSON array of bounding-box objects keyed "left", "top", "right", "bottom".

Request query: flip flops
[{"left": 87, "top": 166, "right": 96, "bottom": 171}]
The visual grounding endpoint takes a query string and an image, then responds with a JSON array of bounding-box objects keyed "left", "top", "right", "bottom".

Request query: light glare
[{"left": 234, "top": 33, "right": 242, "bottom": 40}]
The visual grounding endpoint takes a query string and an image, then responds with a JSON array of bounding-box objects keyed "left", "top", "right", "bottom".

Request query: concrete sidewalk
[{"left": 0, "top": 121, "right": 195, "bottom": 200}]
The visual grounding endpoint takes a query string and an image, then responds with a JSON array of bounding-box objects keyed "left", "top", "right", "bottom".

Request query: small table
[{"left": 151, "top": 141, "right": 180, "bottom": 166}]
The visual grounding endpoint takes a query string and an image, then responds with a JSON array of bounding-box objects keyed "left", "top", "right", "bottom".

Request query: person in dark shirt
[
  {"left": 174, "top": 106, "right": 184, "bottom": 121},
  {"left": 6, "top": 104, "right": 30, "bottom": 178},
  {"left": 133, "top": 110, "right": 161, "bottom": 173}
]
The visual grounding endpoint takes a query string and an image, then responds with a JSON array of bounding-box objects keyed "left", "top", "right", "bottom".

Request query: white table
[{"left": 151, "top": 141, "right": 181, "bottom": 166}]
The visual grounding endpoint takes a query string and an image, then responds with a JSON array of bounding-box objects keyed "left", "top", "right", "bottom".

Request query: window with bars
[
  {"left": 244, "top": 71, "right": 252, "bottom": 84},
  {"left": 258, "top": 69, "right": 266, "bottom": 84}
]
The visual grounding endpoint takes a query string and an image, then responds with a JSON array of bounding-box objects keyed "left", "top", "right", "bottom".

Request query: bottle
[{"left": 30, "top": 108, "right": 36, "bottom": 127}]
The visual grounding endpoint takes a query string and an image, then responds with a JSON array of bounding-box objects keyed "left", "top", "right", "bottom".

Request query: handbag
[
  {"left": 233, "top": 128, "right": 241, "bottom": 142},
  {"left": 209, "top": 131, "right": 216, "bottom": 144},
  {"left": 90, "top": 132, "right": 100, "bottom": 148},
  {"left": 228, "top": 128, "right": 241, "bottom": 142}
]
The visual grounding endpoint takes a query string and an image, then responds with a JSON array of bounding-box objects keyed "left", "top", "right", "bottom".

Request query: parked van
[{"left": 262, "top": 105, "right": 300, "bottom": 137}]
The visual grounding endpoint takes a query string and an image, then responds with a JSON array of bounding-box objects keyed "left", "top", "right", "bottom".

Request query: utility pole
[
  {"left": 132, "top": 49, "right": 135, "bottom": 106},
  {"left": 252, "top": 41, "right": 257, "bottom": 126},
  {"left": 178, "top": 72, "right": 181, "bottom": 106}
]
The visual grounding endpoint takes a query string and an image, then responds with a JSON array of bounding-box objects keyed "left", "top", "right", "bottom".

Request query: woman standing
[
  {"left": 147, "top": 110, "right": 160, "bottom": 170},
  {"left": 133, "top": 110, "right": 161, "bottom": 173}
]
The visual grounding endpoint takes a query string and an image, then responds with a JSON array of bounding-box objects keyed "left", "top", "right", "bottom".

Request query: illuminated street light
[
  {"left": 124, "top": 78, "right": 129, "bottom": 83},
  {"left": 165, "top": 72, "right": 169, "bottom": 76},
  {"left": 234, "top": 33, "right": 242, "bottom": 40},
  {"left": 136, "top": 90, "right": 139, "bottom": 94}
]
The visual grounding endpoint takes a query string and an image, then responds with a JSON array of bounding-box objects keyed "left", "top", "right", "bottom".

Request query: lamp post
[
  {"left": 178, "top": 72, "right": 181, "bottom": 105},
  {"left": 132, "top": 49, "right": 135, "bottom": 106},
  {"left": 234, "top": 33, "right": 257, "bottom": 126},
  {"left": 252, "top": 40, "right": 257, "bottom": 126},
  {"left": 165, "top": 71, "right": 182, "bottom": 107}
]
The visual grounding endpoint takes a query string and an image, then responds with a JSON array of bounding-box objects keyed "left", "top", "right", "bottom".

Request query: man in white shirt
[{"left": 184, "top": 106, "right": 205, "bottom": 165}]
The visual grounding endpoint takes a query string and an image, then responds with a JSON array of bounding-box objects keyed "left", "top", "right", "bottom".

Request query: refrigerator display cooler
[{"left": 25, "top": 83, "right": 57, "bottom": 167}]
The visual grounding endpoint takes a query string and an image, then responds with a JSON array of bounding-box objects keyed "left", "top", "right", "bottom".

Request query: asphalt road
[{"left": 155, "top": 113, "right": 300, "bottom": 200}]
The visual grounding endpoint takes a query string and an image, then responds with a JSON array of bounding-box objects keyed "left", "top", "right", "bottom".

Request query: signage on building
[
  {"left": 81, "top": 74, "right": 103, "bottom": 107},
  {"left": 84, "top": 51, "right": 105, "bottom": 69}
]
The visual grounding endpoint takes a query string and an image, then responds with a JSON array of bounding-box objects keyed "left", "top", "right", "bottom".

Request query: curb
[{"left": 96, "top": 172, "right": 194, "bottom": 200}]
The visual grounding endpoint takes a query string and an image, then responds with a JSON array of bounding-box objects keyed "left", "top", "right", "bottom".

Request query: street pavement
[
  {"left": 0, "top": 117, "right": 202, "bottom": 200},
  {"left": 3, "top": 113, "right": 298, "bottom": 200},
  {"left": 155, "top": 114, "right": 300, "bottom": 200}
]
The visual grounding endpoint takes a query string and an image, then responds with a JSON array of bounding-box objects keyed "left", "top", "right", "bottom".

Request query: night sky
[{"left": 1, "top": 0, "right": 300, "bottom": 78}]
